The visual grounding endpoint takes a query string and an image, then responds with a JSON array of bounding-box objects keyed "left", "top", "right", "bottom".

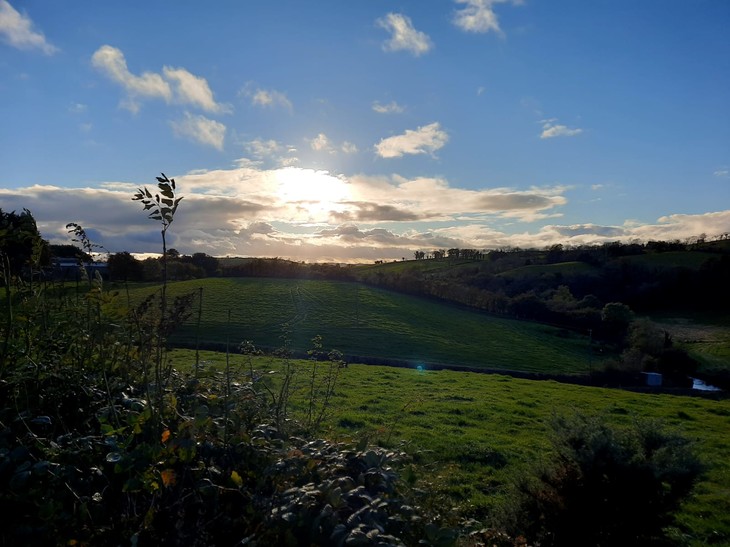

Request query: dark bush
[{"left": 502, "top": 413, "right": 703, "bottom": 546}]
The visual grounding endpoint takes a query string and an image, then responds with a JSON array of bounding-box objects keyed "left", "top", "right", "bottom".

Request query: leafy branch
[{"left": 132, "top": 173, "right": 183, "bottom": 234}]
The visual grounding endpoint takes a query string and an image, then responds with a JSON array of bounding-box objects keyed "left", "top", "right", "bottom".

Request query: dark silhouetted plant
[{"left": 503, "top": 413, "right": 703, "bottom": 546}]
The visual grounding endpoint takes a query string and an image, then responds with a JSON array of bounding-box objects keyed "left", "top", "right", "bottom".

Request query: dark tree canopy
[{"left": 0, "top": 208, "right": 49, "bottom": 280}]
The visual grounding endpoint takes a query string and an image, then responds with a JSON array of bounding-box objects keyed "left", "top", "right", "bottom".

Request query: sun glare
[{"left": 275, "top": 167, "right": 350, "bottom": 220}]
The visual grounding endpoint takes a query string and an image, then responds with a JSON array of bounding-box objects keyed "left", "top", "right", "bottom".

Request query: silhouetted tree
[
  {"left": 107, "top": 251, "right": 144, "bottom": 282},
  {"left": 0, "top": 208, "right": 48, "bottom": 282}
]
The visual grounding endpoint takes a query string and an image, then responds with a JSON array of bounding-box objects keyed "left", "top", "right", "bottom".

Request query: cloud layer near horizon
[{"left": 2, "top": 165, "right": 727, "bottom": 263}]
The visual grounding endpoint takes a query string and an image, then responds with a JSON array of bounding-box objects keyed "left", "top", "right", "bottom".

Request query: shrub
[{"left": 502, "top": 413, "right": 703, "bottom": 546}]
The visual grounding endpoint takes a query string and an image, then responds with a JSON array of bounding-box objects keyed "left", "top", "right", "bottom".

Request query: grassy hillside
[
  {"left": 125, "top": 278, "right": 596, "bottom": 374},
  {"left": 171, "top": 349, "right": 730, "bottom": 546}
]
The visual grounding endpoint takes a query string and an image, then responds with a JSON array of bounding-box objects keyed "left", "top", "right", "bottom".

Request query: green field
[
  {"left": 170, "top": 349, "right": 730, "bottom": 546},
  {"left": 126, "top": 277, "right": 596, "bottom": 374}
]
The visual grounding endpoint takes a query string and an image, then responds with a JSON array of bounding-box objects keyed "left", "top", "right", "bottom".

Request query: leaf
[
  {"left": 160, "top": 468, "right": 176, "bottom": 487},
  {"left": 230, "top": 470, "right": 243, "bottom": 487},
  {"left": 161, "top": 429, "right": 171, "bottom": 443}
]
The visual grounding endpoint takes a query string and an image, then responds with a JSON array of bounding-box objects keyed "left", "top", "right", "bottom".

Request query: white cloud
[
  {"left": 540, "top": 119, "right": 583, "bottom": 139},
  {"left": 306, "top": 134, "right": 357, "bottom": 155},
  {"left": 309, "top": 133, "right": 332, "bottom": 153},
  {"left": 0, "top": 0, "right": 58, "bottom": 54},
  {"left": 68, "top": 103, "right": 87, "bottom": 114},
  {"left": 92, "top": 45, "right": 172, "bottom": 112},
  {"left": 241, "top": 83, "right": 293, "bottom": 111},
  {"left": 714, "top": 168, "right": 729, "bottom": 178},
  {"left": 377, "top": 13, "right": 432, "bottom": 56},
  {"left": 453, "top": 0, "right": 520, "bottom": 35},
  {"left": 242, "top": 138, "right": 299, "bottom": 167},
  {"left": 162, "top": 66, "right": 229, "bottom": 113},
  {"left": 5, "top": 168, "right": 726, "bottom": 263},
  {"left": 341, "top": 141, "right": 358, "bottom": 154},
  {"left": 375, "top": 122, "right": 448, "bottom": 158},
  {"left": 246, "top": 138, "right": 283, "bottom": 158},
  {"left": 372, "top": 100, "right": 405, "bottom": 114},
  {"left": 91, "top": 45, "right": 227, "bottom": 114},
  {"left": 170, "top": 112, "right": 226, "bottom": 150}
]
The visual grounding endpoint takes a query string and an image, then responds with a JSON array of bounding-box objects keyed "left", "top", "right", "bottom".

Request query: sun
[{"left": 274, "top": 167, "right": 350, "bottom": 220}]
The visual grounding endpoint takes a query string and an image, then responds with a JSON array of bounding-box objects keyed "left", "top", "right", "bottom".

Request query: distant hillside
[{"left": 125, "top": 278, "right": 597, "bottom": 375}]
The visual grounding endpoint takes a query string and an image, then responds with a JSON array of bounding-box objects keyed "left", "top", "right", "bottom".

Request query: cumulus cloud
[
  {"left": 0, "top": 0, "right": 58, "bottom": 54},
  {"left": 242, "top": 138, "right": 299, "bottom": 167},
  {"left": 162, "top": 66, "right": 230, "bottom": 113},
  {"left": 341, "top": 141, "right": 358, "bottom": 154},
  {"left": 540, "top": 119, "right": 583, "bottom": 139},
  {"left": 245, "top": 138, "right": 284, "bottom": 159},
  {"left": 375, "top": 122, "right": 448, "bottom": 158},
  {"left": 377, "top": 13, "right": 432, "bottom": 56},
  {"left": 92, "top": 45, "right": 171, "bottom": 112},
  {"left": 91, "top": 45, "right": 226, "bottom": 114},
  {"left": 453, "top": 0, "right": 521, "bottom": 35},
  {"left": 307, "top": 133, "right": 357, "bottom": 155},
  {"left": 170, "top": 112, "right": 226, "bottom": 150},
  {"left": 372, "top": 100, "right": 405, "bottom": 114},
  {"left": 241, "top": 83, "right": 293, "bottom": 111},
  {"left": 309, "top": 133, "right": 332, "bottom": 153}
]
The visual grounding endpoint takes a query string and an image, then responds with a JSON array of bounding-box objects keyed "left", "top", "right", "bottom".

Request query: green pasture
[
  {"left": 170, "top": 349, "right": 730, "bottom": 546},
  {"left": 652, "top": 312, "right": 730, "bottom": 373},
  {"left": 496, "top": 260, "right": 600, "bottom": 280},
  {"left": 622, "top": 251, "right": 718, "bottom": 270},
  {"left": 126, "top": 278, "right": 596, "bottom": 374}
]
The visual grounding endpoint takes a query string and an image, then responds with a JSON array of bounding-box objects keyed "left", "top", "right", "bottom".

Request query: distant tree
[
  {"left": 107, "top": 251, "right": 144, "bottom": 282},
  {"left": 447, "top": 248, "right": 460, "bottom": 259},
  {"left": 433, "top": 249, "right": 446, "bottom": 260},
  {"left": 166, "top": 248, "right": 181, "bottom": 259},
  {"left": 167, "top": 261, "right": 204, "bottom": 280},
  {"left": 601, "top": 302, "right": 633, "bottom": 341},
  {"left": 142, "top": 257, "right": 162, "bottom": 281},
  {"left": 49, "top": 244, "right": 92, "bottom": 262},
  {"left": 190, "top": 252, "right": 219, "bottom": 277},
  {"left": 546, "top": 243, "right": 564, "bottom": 263}
]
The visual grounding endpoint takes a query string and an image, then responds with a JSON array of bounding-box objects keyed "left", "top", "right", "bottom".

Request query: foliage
[
  {"left": 0, "top": 208, "right": 48, "bottom": 282},
  {"left": 503, "top": 414, "right": 704, "bottom": 546},
  {"left": 107, "top": 251, "right": 145, "bottom": 282}
]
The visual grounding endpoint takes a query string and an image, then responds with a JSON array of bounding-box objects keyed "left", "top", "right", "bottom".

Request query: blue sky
[{"left": 1, "top": 0, "right": 728, "bottom": 262}]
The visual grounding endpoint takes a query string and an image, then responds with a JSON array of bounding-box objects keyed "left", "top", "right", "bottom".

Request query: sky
[{"left": 1, "top": 0, "right": 729, "bottom": 262}]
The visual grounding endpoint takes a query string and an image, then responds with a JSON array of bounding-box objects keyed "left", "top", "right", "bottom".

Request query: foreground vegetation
[{"left": 172, "top": 349, "right": 729, "bottom": 545}]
